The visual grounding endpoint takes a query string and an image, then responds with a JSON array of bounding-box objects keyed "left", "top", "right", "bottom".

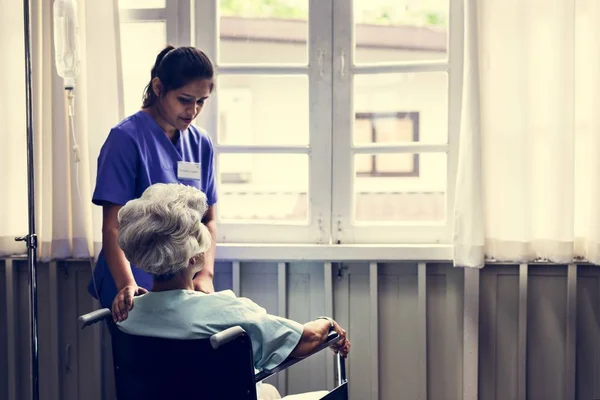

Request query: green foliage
[
  {"left": 425, "top": 12, "right": 445, "bottom": 26},
  {"left": 219, "top": 0, "right": 447, "bottom": 27},
  {"left": 219, "top": 0, "right": 308, "bottom": 19}
]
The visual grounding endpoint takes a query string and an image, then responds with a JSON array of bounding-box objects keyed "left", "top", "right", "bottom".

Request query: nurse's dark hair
[{"left": 142, "top": 45, "right": 214, "bottom": 108}]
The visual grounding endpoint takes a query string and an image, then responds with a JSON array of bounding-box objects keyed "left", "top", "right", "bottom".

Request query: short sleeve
[
  {"left": 92, "top": 128, "right": 138, "bottom": 206},
  {"left": 249, "top": 314, "right": 304, "bottom": 371},
  {"left": 236, "top": 298, "right": 304, "bottom": 371},
  {"left": 203, "top": 135, "right": 218, "bottom": 206}
]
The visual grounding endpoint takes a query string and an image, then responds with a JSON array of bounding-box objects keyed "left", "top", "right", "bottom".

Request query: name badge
[{"left": 177, "top": 162, "right": 201, "bottom": 180}]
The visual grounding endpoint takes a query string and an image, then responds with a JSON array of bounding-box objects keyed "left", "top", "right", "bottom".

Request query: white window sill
[
  {"left": 215, "top": 243, "right": 453, "bottom": 262},
  {"left": 2, "top": 244, "right": 453, "bottom": 263}
]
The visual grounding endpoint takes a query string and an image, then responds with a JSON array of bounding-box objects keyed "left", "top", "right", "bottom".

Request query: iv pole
[{"left": 15, "top": 0, "right": 40, "bottom": 398}]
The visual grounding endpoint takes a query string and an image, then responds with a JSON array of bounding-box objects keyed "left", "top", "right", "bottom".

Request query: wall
[{"left": 2, "top": 259, "right": 598, "bottom": 400}]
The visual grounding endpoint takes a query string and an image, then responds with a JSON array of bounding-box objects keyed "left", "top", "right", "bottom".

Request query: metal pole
[
  {"left": 16, "top": 0, "right": 40, "bottom": 398},
  {"left": 336, "top": 354, "right": 347, "bottom": 386}
]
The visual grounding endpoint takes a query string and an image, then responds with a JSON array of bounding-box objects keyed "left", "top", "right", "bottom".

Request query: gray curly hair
[{"left": 117, "top": 183, "right": 212, "bottom": 276}]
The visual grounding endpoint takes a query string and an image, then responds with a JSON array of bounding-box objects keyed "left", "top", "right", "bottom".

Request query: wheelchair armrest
[
  {"left": 78, "top": 308, "right": 112, "bottom": 330},
  {"left": 210, "top": 326, "right": 247, "bottom": 349},
  {"left": 255, "top": 330, "right": 340, "bottom": 383}
]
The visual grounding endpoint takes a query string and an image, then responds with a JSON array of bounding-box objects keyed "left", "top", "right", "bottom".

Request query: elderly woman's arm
[{"left": 289, "top": 318, "right": 351, "bottom": 359}]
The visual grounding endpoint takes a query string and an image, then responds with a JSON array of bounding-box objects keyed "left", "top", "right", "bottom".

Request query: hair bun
[
  {"left": 142, "top": 45, "right": 214, "bottom": 108},
  {"left": 151, "top": 45, "right": 176, "bottom": 76}
]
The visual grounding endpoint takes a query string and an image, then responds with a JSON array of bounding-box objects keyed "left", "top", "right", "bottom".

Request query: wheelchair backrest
[{"left": 109, "top": 325, "right": 258, "bottom": 400}]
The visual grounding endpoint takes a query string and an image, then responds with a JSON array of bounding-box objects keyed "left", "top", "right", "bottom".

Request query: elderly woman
[{"left": 114, "top": 183, "right": 350, "bottom": 400}]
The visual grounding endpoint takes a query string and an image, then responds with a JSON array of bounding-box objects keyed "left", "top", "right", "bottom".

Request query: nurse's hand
[
  {"left": 112, "top": 284, "right": 148, "bottom": 323},
  {"left": 193, "top": 273, "right": 215, "bottom": 294}
]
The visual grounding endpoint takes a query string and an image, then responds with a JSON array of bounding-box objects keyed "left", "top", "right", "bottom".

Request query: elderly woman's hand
[
  {"left": 112, "top": 284, "right": 148, "bottom": 322},
  {"left": 330, "top": 320, "right": 351, "bottom": 358}
]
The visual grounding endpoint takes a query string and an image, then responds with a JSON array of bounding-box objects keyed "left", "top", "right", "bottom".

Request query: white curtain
[
  {"left": 454, "top": 0, "right": 600, "bottom": 267},
  {"left": 0, "top": 0, "right": 122, "bottom": 261}
]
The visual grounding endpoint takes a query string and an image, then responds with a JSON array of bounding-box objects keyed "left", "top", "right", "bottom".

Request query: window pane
[
  {"left": 120, "top": 22, "right": 166, "bottom": 116},
  {"left": 354, "top": 73, "right": 448, "bottom": 144},
  {"left": 218, "top": 0, "right": 308, "bottom": 64},
  {"left": 354, "top": 153, "right": 446, "bottom": 222},
  {"left": 119, "top": 0, "right": 165, "bottom": 8},
  {"left": 354, "top": 0, "right": 448, "bottom": 64},
  {"left": 217, "top": 75, "right": 309, "bottom": 145},
  {"left": 218, "top": 154, "right": 308, "bottom": 222}
]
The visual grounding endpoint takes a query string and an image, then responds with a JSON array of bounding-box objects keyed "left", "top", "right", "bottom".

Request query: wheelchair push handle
[{"left": 78, "top": 308, "right": 112, "bottom": 329}]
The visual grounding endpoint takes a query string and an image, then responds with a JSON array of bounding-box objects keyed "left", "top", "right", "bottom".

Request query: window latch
[{"left": 317, "top": 49, "right": 326, "bottom": 78}]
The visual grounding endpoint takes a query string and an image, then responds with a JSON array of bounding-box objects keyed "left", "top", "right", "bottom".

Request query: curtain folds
[
  {"left": 454, "top": 0, "right": 600, "bottom": 267},
  {"left": 0, "top": 0, "right": 122, "bottom": 261}
]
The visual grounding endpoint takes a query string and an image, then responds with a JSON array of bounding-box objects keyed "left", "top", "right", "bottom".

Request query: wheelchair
[{"left": 78, "top": 308, "right": 348, "bottom": 399}]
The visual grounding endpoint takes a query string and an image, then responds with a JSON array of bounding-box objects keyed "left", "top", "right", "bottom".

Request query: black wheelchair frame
[{"left": 79, "top": 308, "right": 348, "bottom": 400}]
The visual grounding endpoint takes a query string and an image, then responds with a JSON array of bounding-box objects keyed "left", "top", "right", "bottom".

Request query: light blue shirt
[{"left": 117, "top": 289, "right": 304, "bottom": 372}]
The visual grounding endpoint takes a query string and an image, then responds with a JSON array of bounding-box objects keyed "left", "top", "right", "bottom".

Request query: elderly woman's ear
[{"left": 189, "top": 254, "right": 204, "bottom": 268}]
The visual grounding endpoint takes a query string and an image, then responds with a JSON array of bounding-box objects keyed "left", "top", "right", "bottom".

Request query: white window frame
[
  {"left": 331, "top": 0, "right": 464, "bottom": 245},
  {"left": 193, "top": 0, "right": 333, "bottom": 244},
  {"left": 118, "top": 0, "right": 190, "bottom": 46},
  {"left": 118, "top": 0, "right": 464, "bottom": 249},
  {"left": 117, "top": 0, "right": 190, "bottom": 119}
]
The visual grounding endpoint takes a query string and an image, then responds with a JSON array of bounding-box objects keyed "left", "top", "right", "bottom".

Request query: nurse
[{"left": 88, "top": 45, "right": 218, "bottom": 322}]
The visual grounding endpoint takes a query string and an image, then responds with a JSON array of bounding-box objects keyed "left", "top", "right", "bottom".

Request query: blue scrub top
[{"left": 88, "top": 110, "right": 218, "bottom": 308}]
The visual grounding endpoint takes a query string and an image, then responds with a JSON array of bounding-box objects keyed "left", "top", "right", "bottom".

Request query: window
[
  {"left": 218, "top": 88, "right": 253, "bottom": 184},
  {"left": 118, "top": 0, "right": 462, "bottom": 245},
  {"left": 334, "top": 0, "right": 460, "bottom": 244},
  {"left": 117, "top": 0, "right": 190, "bottom": 117},
  {"left": 355, "top": 112, "right": 420, "bottom": 178},
  {"left": 192, "top": 0, "right": 328, "bottom": 243}
]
